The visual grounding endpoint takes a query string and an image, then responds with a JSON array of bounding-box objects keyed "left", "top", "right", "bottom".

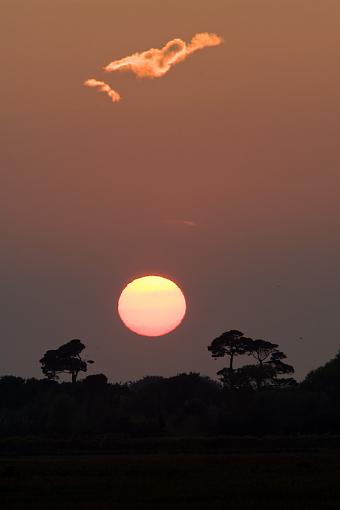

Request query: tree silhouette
[
  {"left": 303, "top": 350, "right": 340, "bottom": 396},
  {"left": 82, "top": 373, "right": 108, "bottom": 389},
  {"left": 208, "top": 330, "right": 252, "bottom": 368},
  {"left": 249, "top": 339, "right": 278, "bottom": 364},
  {"left": 209, "top": 331, "right": 295, "bottom": 390},
  {"left": 40, "top": 339, "right": 94, "bottom": 384},
  {"left": 235, "top": 355, "right": 295, "bottom": 390},
  {"left": 247, "top": 341, "right": 295, "bottom": 389},
  {"left": 208, "top": 330, "right": 252, "bottom": 389},
  {"left": 270, "top": 350, "right": 294, "bottom": 374}
]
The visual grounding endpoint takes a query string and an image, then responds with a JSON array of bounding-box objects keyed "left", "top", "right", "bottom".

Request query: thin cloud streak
[
  {"left": 84, "top": 78, "right": 121, "bottom": 102},
  {"left": 164, "top": 219, "right": 197, "bottom": 228}
]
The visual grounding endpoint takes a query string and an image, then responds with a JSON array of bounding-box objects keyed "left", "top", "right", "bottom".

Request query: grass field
[{"left": 1, "top": 452, "right": 340, "bottom": 509}]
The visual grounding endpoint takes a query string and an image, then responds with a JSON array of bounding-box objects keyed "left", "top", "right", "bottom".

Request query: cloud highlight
[
  {"left": 104, "top": 32, "right": 222, "bottom": 78},
  {"left": 85, "top": 32, "right": 222, "bottom": 103},
  {"left": 84, "top": 78, "right": 121, "bottom": 103}
]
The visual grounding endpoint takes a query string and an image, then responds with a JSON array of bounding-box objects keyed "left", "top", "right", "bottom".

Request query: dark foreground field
[{"left": 2, "top": 452, "right": 340, "bottom": 509}]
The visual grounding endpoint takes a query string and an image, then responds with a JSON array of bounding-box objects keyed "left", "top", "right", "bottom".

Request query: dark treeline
[{"left": 1, "top": 330, "right": 340, "bottom": 438}]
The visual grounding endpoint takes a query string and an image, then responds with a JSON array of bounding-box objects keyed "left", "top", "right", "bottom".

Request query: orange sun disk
[{"left": 118, "top": 275, "right": 186, "bottom": 337}]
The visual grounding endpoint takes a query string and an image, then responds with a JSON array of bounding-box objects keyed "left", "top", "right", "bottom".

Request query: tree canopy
[
  {"left": 208, "top": 330, "right": 295, "bottom": 390},
  {"left": 40, "top": 339, "right": 93, "bottom": 384}
]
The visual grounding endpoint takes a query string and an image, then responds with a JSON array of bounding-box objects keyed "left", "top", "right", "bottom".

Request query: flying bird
[{"left": 84, "top": 32, "right": 222, "bottom": 103}]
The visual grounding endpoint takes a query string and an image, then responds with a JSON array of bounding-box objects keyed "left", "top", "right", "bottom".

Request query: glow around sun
[{"left": 118, "top": 275, "right": 186, "bottom": 337}]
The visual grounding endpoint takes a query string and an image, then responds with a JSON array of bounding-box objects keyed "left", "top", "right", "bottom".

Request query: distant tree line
[{"left": 0, "top": 331, "right": 339, "bottom": 437}]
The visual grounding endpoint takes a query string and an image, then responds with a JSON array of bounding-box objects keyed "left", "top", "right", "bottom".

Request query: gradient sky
[{"left": 1, "top": 0, "right": 340, "bottom": 382}]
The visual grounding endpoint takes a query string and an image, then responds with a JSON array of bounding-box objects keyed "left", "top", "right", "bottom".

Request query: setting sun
[{"left": 118, "top": 276, "right": 186, "bottom": 337}]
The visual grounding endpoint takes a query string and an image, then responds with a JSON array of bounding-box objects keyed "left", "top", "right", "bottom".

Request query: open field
[{"left": 1, "top": 452, "right": 340, "bottom": 509}]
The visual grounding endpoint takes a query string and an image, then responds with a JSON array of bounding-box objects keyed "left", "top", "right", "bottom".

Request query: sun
[{"left": 118, "top": 275, "right": 186, "bottom": 337}]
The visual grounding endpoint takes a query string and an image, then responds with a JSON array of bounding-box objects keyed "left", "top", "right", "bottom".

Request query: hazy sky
[{"left": 1, "top": 0, "right": 340, "bottom": 382}]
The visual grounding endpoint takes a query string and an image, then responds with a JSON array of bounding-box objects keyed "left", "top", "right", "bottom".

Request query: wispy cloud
[
  {"left": 84, "top": 32, "right": 222, "bottom": 103},
  {"left": 84, "top": 78, "right": 121, "bottom": 103},
  {"left": 104, "top": 32, "right": 222, "bottom": 78},
  {"left": 164, "top": 219, "right": 197, "bottom": 228}
]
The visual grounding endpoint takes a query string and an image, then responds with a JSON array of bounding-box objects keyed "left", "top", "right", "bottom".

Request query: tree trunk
[
  {"left": 229, "top": 354, "right": 234, "bottom": 371},
  {"left": 229, "top": 354, "right": 234, "bottom": 389},
  {"left": 71, "top": 371, "right": 78, "bottom": 384}
]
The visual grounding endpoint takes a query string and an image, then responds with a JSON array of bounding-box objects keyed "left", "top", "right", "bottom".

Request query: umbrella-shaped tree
[{"left": 40, "top": 339, "right": 94, "bottom": 384}]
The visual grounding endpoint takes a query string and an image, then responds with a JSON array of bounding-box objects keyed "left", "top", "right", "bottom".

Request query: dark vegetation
[
  {"left": 2, "top": 333, "right": 340, "bottom": 507},
  {"left": 0, "top": 332, "right": 340, "bottom": 442},
  {"left": 3, "top": 453, "right": 340, "bottom": 509}
]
